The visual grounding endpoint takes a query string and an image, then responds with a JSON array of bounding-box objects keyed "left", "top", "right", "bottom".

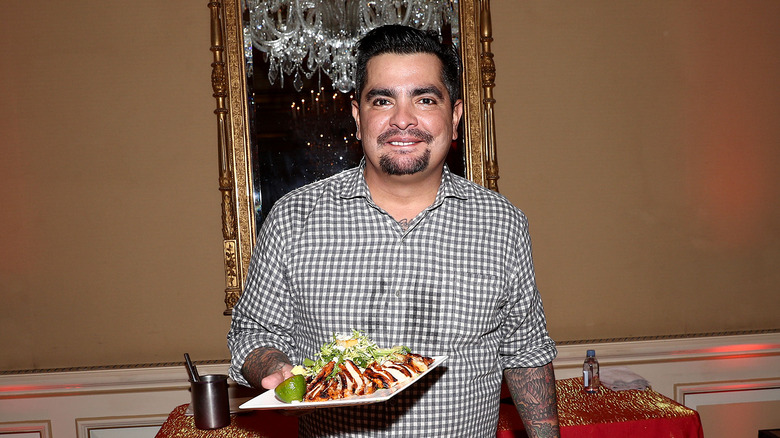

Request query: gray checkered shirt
[{"left": 228, "top": 161, "right": 557, "bottom": 437}]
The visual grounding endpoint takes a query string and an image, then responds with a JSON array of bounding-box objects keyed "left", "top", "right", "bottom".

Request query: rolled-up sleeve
[
  {"left": 227, "top": 212, "right": 297, "bottom": 387},
  {"left": 499, "top": 212, "right": 557, "bottom": 369}
]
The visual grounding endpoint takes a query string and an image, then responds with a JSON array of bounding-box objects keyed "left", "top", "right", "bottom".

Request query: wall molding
[
  {"left": 0, "top": 420, "right": 51, "bottom": 438},
  {"left": 676, "top": 378, "right": 780, "bottom": 410},
  {"left": 76, "top": 415, "right": 170, "bottom": 438},
  {"left": 553, "top": 331, "right": 780, "bottom": 369},
  {"left": 0, "top": 360, "right": 229, "bottom": 376},
  {"left": 0, "top": 363, "right": 228, "bottom": 398},
  {"left": 555, "top": 328, "right": 779, "bottom": 346},
  {"left": 2, "top": 330, "right": 776, "bottom": 376}
]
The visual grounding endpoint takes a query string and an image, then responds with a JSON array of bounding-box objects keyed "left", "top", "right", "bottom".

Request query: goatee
[
  {"left": 379, "top": 148, "right": 431, "bottom": 175},
  {"left": 376, "top": 128, "right": 433, "bottom": 175}
]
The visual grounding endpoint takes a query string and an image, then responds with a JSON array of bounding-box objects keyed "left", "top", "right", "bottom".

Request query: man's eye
[
  {"left": 373, "top": 98, "right": 391, "bottom": 106},
  {"left": 419, "top": 97, "right": 437, "bottom": 105}
]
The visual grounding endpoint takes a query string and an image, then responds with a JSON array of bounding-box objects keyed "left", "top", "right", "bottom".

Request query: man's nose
[{"left": 389, "top": 102, "right": 417, "bottom": 130}]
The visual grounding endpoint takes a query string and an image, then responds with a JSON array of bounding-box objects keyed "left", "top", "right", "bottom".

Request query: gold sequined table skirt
[
  {"left": 154, "top": 403, "right": 297, "bottom": 438},
  {"left": 497, "top": 378, "right": 704, "bottom": 437},
  {"left": 155, "top": 378, "right": 703, "bottom": 437}
]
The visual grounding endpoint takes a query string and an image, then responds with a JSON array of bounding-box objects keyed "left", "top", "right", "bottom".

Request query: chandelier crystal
[{"left": 244, "top": 0, "right": 458, "bottom": 93}]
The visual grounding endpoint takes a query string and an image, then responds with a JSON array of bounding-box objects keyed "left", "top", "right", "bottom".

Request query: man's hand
[
  {"left": 241, "top": 347, "right": 294, "bottom": 390},
  {"left": 504, "top": 362, "right": 560, "bottom": 438},
  {"left": 260, "top": 363, "right": 294, "bottom": 390}
]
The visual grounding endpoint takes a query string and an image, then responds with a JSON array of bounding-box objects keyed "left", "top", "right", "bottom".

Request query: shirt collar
[{"left": 339, "top": 157, "right": 470, "bottom": 204}]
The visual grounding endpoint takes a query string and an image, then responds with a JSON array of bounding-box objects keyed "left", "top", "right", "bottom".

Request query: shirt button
[{"left": 395, "top": 289, "right": 401, "bottom": 297}]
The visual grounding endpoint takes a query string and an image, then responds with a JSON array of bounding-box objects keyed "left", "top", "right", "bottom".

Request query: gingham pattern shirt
[{"left": 228, "top": 161, "right": 557, "bottom": 437}]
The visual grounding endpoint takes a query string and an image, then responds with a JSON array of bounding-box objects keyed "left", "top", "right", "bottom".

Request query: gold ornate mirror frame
[{"left": 208, "top": 0, "right": 500, "bottom": 315}]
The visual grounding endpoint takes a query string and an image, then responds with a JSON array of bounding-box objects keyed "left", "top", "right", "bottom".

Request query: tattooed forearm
[
  {"left": 504, "top": 362, "right": 560, "bottom": 438},
  {"left": 241, "top": 347, "right": 292, "bottom": 388}
]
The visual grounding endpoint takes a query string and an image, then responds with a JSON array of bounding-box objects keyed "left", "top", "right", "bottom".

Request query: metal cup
[{"left": 191, "top": 374, "right": 230, "bottom": 430}]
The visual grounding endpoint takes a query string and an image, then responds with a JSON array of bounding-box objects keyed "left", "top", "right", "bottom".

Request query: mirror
[{"left": 209, "top": 0, "right": 500, "bottom": 314}]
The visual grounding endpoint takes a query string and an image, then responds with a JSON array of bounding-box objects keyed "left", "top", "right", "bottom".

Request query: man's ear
[
  {"left": 451, "top": 99, "right": 464, "bottom": 140},
  {"left": 351, "top": 100, "right": 361, "bottom": 140}
]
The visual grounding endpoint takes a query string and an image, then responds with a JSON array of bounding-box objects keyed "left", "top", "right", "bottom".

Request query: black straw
[{"left": 184, "top": 353, "right": 200, "bottom": 382}]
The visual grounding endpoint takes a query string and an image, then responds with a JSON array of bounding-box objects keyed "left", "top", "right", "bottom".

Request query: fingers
[{"left": 260, "top": 364, "right": 294, "bottom": 390}]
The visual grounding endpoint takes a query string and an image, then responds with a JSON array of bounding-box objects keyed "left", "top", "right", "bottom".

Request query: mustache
[{"left": 376, "top": 128, "right": 434, "bottom": 145}]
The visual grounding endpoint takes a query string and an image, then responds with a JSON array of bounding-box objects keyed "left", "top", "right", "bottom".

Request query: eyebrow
[
  {"left": 363, "top": 85, "right": 444, "bottom": 101},
  {"left": 364, "top": 88, "right": 395, "bottom": 101},
  {"left": 412, "top": 86, "right": 444, "bottom": 99}
]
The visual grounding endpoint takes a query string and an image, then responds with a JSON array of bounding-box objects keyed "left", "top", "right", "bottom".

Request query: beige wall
[
  {"left": 492, "top": 1, "right": 780, "bottom": 342},
  {"left": 1, "top": 1, "right": 778, "bottom": 371},
  {"left": 1, "top": 1, "right": 228, "bottom": 370}
]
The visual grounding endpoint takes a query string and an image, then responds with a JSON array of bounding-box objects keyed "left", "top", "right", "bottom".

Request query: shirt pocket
[{"left": 439, "top": 271, "right": 506, "bottom": 348}]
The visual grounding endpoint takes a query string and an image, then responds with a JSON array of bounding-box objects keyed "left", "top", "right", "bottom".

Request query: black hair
[{"left": 354, "top": 24, "right": 461, "bottom": 107}]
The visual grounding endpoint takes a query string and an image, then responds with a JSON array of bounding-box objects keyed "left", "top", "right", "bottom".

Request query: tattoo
[
  {"left": 398, "top": 218, "right": 410, "bottom": 230},
  {"left": 241, "top": 347, "right": 292, "bottom": 388},
  {"left": 504, "top": 363, "right": 560, "bottom": 438}
]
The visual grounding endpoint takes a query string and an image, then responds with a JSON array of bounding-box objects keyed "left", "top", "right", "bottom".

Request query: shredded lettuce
[{"left": 301, "top": 329, "right": 410, "bottom": 378}]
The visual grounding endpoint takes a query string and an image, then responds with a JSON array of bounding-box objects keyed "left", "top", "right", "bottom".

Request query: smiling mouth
[{"left": 388, "top": 140, "right": 419, "bottom": 146}]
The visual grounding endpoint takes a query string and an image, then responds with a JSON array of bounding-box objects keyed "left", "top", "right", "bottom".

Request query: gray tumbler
[{"left": 191, "top": 374, "right": 230, "bottom": 429}]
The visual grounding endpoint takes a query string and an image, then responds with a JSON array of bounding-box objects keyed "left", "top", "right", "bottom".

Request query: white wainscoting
[
  {"left": 0, "top": 421, "right": 51, "bottom": 438},
  {"left": 553, "top": 332, "right": 780, "bottom": 438},
  {"left": 0, "top": 363, "right": 229, "bottom": 438},
  {"left": 1, "top": 333, "right": 778, "bottom": 438}
]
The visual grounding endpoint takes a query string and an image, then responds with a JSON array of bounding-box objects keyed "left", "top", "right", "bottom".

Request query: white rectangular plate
[{"left": 239, "top": 355, "right": 447, "bottom": 410}]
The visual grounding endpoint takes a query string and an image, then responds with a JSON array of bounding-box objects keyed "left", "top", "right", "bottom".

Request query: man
[{"left": 228, "top": 25, "right": 559, "bottom": 437}]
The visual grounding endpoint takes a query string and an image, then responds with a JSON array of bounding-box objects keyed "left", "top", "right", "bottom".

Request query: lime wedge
[{"left": 275, "top": 375, "right": 306, "bottom": 403}]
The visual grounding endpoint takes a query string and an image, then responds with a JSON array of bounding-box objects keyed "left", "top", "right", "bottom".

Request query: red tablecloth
[
  {"left": 497, "top": 378, "right": 704, "bottom": 438},
  {"left": 154, "top": 404, "right": 297, "bottom": 438},
  {"left": 156, "top": 378, "right": 703, "bottom": 438}
]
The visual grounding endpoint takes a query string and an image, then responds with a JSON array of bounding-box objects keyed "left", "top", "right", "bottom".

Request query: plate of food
[{"left": 239, "top": 330, "right": 447, "bottom": 410}]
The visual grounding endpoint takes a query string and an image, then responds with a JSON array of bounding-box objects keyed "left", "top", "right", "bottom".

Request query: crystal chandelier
[{"left": 244, "top": 0, "right": 458, "bottom": 93}]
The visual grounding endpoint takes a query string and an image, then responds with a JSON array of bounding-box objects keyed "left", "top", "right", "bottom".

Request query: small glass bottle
[{"left": 583, "top": 349, "right": 600, "bottom": 393}]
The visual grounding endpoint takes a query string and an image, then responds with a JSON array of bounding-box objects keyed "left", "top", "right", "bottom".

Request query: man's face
[{"left": 352, "top": 53, "right": 463, "bottom": 178}]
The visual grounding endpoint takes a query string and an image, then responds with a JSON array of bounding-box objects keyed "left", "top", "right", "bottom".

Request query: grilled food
[
  {"left": 288, "top": 330, "right": 435, "bottom": 403},
  {"left": 303, "top": 353, "right": 434, "bottom": 402}
]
